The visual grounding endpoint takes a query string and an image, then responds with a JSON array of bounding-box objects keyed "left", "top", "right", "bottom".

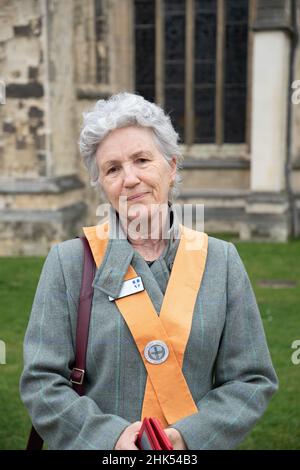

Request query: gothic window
[
  {"left": 134, "top": 0, "right": 252, "bottom": 145},
  {"left": 164, "top": 0, "right": 186, "bottom": 138},
  {"left": 134, "top": 0, "right": 156, "bottom": 102},
  {"left": 194, "top": 0, "right": 217, "bottom": 143},
  {"left": 223, "top": 0, "right": 249, "bottom": 143}
]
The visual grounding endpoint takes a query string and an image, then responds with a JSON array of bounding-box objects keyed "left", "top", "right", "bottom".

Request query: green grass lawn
[{"left": 0, "top": 237, "right": 299, "bottom": 450}]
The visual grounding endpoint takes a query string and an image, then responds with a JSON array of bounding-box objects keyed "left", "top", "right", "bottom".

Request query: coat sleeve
[
  {"left": 20, "top": 244, "right": 130, "bottom": 450},
  {"left": 172, "top": 242, "right": 279, "bottom": 450}
]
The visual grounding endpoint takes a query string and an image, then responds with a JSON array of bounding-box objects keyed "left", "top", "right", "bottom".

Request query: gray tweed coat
[{"left": 20, "top": 206, "right": 278, "bottom": 450}]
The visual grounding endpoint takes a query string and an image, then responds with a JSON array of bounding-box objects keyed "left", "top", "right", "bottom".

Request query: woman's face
[{"left": 96, "top": 126, "right": 176, "bottom": 221}]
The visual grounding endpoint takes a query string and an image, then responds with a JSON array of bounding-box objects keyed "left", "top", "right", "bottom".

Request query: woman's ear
[
  {"left": 170, "top": 156, "right": 177, "bottom": 183},
  {"left": 97, "top": 178, "right": 108, "bottom": 201}
]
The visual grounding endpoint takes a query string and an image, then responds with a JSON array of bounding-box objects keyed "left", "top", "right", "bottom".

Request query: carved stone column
[{"left": 242, "top": 0, "right": 293, "bottom": 240}]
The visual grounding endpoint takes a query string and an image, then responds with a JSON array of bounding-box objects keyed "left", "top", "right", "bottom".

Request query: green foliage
[{"left": 0, "top": 257, "right": 44, "bottom": 450}]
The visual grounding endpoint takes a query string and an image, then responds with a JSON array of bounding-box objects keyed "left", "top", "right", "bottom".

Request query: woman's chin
[{"left": 127, "top": 206, "right": 150, "bottom": 222}]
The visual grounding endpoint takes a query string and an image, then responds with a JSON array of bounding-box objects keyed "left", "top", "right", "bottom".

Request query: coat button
[{"left": 144, "top": 340, "right": 169, "bottom": 364}]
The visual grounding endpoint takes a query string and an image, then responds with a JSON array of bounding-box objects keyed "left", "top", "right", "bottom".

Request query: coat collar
[{"left": 82, "top": 203, "right": 181, "bottom": 299}]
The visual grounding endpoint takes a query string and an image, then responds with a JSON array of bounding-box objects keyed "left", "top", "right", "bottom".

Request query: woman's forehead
[{"left": 97, "top": 126, "right": 157, "bottom": 158}]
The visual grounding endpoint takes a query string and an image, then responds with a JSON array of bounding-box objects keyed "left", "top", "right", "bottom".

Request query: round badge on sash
[{"left": 144, "top": 340, "right": 169, "bottom": 365}]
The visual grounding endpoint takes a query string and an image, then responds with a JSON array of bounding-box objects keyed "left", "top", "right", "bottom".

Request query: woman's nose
[{"left": 123, "top": 166, "right": 140, "bottom": 186}]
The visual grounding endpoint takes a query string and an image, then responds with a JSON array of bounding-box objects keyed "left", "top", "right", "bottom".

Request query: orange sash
[{"left": 83, "top": 222, "right": 208, "bottom": 427}]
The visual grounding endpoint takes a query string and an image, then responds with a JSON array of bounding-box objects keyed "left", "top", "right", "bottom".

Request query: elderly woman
[{"left": 20, "top": 92, "right": 278, "bottom": 450}]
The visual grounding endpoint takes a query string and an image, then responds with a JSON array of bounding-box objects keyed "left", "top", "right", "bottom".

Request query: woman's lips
[{"left": 127, "top": 193, "right": 149, "bottom": 201}]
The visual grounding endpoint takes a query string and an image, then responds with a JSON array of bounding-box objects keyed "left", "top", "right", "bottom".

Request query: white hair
[{"left": 78, "top": 92, "right": 184, "bottom": 200}]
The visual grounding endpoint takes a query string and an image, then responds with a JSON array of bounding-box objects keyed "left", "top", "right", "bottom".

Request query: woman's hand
[
  {"left": 114, "top": 421, "right": 142, "bottom": 450},
  {"left": 164, "top": 427, "right": 187, "bottom": 450}
]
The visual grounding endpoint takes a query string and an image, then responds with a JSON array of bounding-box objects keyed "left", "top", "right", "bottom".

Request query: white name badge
[{"left": 108, "top": 276, "right": 145, "bottom": 301}]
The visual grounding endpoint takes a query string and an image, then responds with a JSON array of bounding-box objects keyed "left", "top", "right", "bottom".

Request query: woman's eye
[
  {"left": 137, "top": 158, "right": 148, "bottom": 163},
  {"left": 107, "top": 167, "right": 117, "bottom": 174}
]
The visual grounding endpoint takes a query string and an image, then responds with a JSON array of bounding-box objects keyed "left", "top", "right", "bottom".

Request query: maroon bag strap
[
  {"left": 26, "top": 236, "right": 96, "bottom": 450},
  {"left": 26, "top": 426, "right": 43, "bottom": 451},
  {"left": 69, "top": 236, "right": 96, "bottom": 395}
]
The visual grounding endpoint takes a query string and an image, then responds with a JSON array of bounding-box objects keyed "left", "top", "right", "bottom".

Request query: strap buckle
[{"left": 70, "top": 368, "right": 85, "bottom": 385}]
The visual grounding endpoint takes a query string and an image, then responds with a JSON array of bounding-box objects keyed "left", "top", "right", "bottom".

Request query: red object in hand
[{"left": 136, "top": 417, "right": 173, "bottom": 450}]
